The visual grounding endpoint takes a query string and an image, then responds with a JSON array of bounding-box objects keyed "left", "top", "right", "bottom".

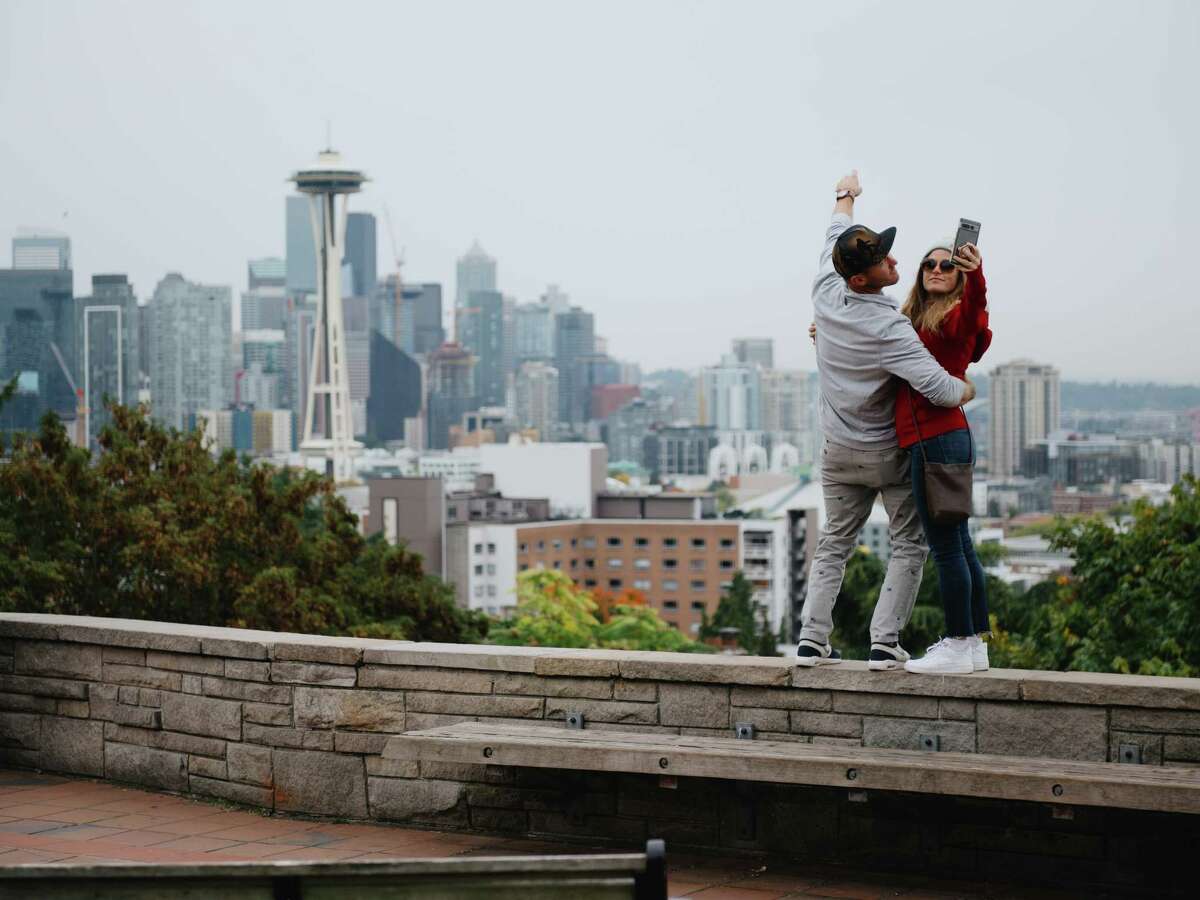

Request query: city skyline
[{"left": 1, "top": 1, "right": 1197, "bottom": 382}]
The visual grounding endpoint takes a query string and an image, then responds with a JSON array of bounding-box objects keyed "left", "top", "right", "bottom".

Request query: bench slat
[{"left": 383, "top": 722, "right": 1200, "bottom": 815}]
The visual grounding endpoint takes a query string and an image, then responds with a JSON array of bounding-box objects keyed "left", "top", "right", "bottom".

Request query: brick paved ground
[{"left": 0, "top": 769, "right": 1075, "bottom": 898}]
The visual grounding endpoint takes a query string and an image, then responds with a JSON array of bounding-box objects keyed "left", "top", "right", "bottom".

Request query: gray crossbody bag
[{"left": 907, "top": 387, "right": 974, "bottom": 525}]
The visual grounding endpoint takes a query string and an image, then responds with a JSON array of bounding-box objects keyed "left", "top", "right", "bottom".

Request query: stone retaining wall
[{"left": 2, "top": 613, "right": 1199, "bottom": 878}]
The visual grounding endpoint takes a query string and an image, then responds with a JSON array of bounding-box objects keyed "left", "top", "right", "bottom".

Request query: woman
[{"left": 898, "top": 240, "right": 992, "bottom": 674}]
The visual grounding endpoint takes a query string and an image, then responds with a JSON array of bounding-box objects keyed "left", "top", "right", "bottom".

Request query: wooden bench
[
  {"left": 383, "top": 722, "right": 1200, "bottom": 816},
  {"left": 0, "top": 842, "right": 668, "bottom": 899}
]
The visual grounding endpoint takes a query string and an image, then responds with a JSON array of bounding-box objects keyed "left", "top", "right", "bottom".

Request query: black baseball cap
[{"left": 832, "top": 224, "right": 897, "bottom": 279}]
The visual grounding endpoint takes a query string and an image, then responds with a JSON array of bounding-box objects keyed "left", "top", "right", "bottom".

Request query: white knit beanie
[{"left": 921, "top": 238, "right": 955, "bottom": 261}]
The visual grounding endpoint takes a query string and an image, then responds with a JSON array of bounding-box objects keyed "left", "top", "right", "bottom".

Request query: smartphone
[{"left": 953, "top": 218, "right": 981, "bottom": 259}]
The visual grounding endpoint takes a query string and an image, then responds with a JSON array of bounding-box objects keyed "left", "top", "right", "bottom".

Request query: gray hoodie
[{"left": 812, "top": 212, "right": 966, "bottom": 451}]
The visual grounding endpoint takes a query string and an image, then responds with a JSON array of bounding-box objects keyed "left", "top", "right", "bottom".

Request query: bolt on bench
[
  {"left": 0, "top": 841, "right": 668, "bottom": 900},
  {"left": 384, "top": 722, "right": 1200, "bottom": 816}
]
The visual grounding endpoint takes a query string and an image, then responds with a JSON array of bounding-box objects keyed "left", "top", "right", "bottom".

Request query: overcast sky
[{"left": 2, "top": 0, "right": 1197, "bottom": 382}]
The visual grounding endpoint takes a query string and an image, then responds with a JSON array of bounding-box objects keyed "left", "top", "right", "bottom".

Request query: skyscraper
[
  {"left": 457, "top": 290, "right": 506, "bottom": 406},
  {"left": 79, "top": 274, "right": 139, "bottom": 447},
  {"left": 513, "top": 361, "right": 559, "bottom": 439},
  {"left": 285, "top": 196, "right": 319, "bottom": 295},
  {"left": 455, "top": 241, "right": 496, "bottom": 309},
  {"left": 12, "top": 230, "right": 71, "bottom": 271},
  {"left": 514, "top": 302, "right": 554, "bottom": 363},
  {"left": 990, "top": 359, "right": 1062, "bottom": 477},
  {"left": 366, "top": 331, "right": 422, "bottom": 443},
  {"left": 147, "top": 274, "right": 232, "bottom": 431},
  {"left": 0, "top": 268, "right": 75, "bottom": 435},
  {"left": 760, "top": 369, "right": 818, "bottom": 461},
  {"left": 345, "top": 212, "right": 378, "bottom": 298},
  {"left": 426, "top": 342, "right": 477, "bottom": 450},
  {"left": 554, "top": 306, "right": 594, "bottom": 426},
  {"left": 732, "top": 337, "right": 774, "bottom": 370},
  {"left": 700, "top": 355, "right": 761, "bottom": 431},
  {"left": 242, "top": 258, "right": 287, "bottom": 331}
]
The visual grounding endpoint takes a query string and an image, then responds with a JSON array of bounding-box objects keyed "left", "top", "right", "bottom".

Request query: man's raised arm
[
  {"left": 815, "top": 171, "right": 862, "bottom": 290},
  {"left": 879, "top": 319, "right": 976, "bottom": 407}
]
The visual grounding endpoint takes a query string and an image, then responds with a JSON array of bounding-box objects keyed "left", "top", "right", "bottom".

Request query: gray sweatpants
[{"left": 799, "top": 438, "right": 928, "bottom": 647}]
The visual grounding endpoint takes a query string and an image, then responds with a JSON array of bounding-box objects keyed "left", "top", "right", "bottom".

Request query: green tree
[
  {"left": 699, "top": 571, "right": 780, "bottom": 656},
  {"left": 597, "top": 604, "right": 711, "bottom": 653},
  {"left": 0, "top": 394, "right": 485, "bottom": 643}
]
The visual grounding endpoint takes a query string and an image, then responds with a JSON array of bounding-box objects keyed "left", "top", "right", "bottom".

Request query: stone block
[
  {"left": 659, "top": 683, "right": 729, "bottom": 728},
  {"left": 415, "top": 760, "right": 490, "bottom": 782},
  {"left": 0, "top": 657, "right": 11, "bottom": 674},
  {"left": 730, "top": 706, "right": 789, "bottom": 733},
  {"left": 364, "top": 645, "right": 541, "bottom": 673},
  {"left": 403, "top": 712, "right": 475, "bottom": 731},
  {"left": 0, "top": 711, "right": 40, "bottom": 748},
  {"left": 90, "top": 695, "right": 162, "bottom": 729},
  {"left": 201, "top": 676, "right": 291, "bottom": 704},
  {"left": 102, "top": 647, "right": 146, "bottom": 665},
  {"left": 939, "top": 699, "right": 977, "bottom": 721},
  {"left": 160, "top": 692, "right": 242, "bottom": 740},
  {"left": 103, "top": 722, "right": 226, "bottom": 757},
  {"left": 102, "top": 664, "right": 182, "bottom": 692},
  {"left": 0, "top": 618, "right": 59, "bottom": 640},
  {"left": 367, "top": 757, "right": 421, "bottom": 777},
  {"left": 201, "top": 636, "right": 269, "bottom": 660},
  {"left": 57, "top": 699, "right": 90, "bottom": 718},
  {"left": 405, "top": 691, "right": 542, "bottom": 719},
  {"left": 1019, "top": 670, "right": 1200, "bottom": 711},
  {"left": 105, "top": 740, "right": 188, "bottom": 790},
  {"left": 41, "top": 717, "right": 104, "bottom": 776},
  {"left": 495, "top": 673, "right": 612, "bottom": 700},
  {"left": 334, "top": 732, "right": 390, "bottom": 755},
  {"left": 225, "top": 660, "right": 271, "bottom": 682},
  {"left": 545, "top": 697, "right": 657, "bottom": 725},
  {"left": 1108, "top": 731, "right": 1163, "bottom": 765},
  {"left": 792, "top": 664, "right": 1021, "bottom": 700},
  {"left": 119, "top": 686, "right": 139, "bottom": 704},
  {"left": 243, "top": 723, "right": 334, "bottom": 751},
  {"left": 619, "top": 656, "right": 790, "bottom": 686},
  {"left": 228, "top": 743, "right": 272, "bottom": 786},
  {"left": 14, "top": 642, "right": 101, "bottom": 680},
  {"left": 140, "top": 689, "right": 163, "bottom": 707},
  {"left": 274, "top": 749, "right": 367, "bottom": 818},
  {"left": 0, "top": 693, "right": 55, "bottom": 713},
  {"left": 0, "top": 674, "right": 89, "bottom": 700},
  {"left": 270, "top": 661, "right": 357, "bottom": 687},
  {"left": 862, "top": 716, "right": 976, "bottom": 753},
  {"left": 832, "top": 691, "right": 939, "bottom": 718},
  {"left": 811, "top": 735, "right": 860, "bottom": 747},
  {"left": 358, "top": 665, "right": 492, "bottom": 693},
  {"left": 368, "top": 776, "right": 465, "bottom": 823},
  {"left": 145, "top": 651, "right": 224, "bottom": 676},
  {"left": 190, "top": 775, "right": 274, "bottom": 808},
  {"left": 294, "top": 687, "right": 405, "bottom": 732},
  {"left": 1110, "top": 708, "right": 1200, "bottom": 735},
  {"left": 1164, "top": 735, "right": 1200, "bottom": 763},
  {"left": 181, "top": 674, "right": 203, "bottom": 694},
  {"left": 790, "top": 711, "right": 863, "bottom": 738},
  {"left": 243, "top": 702, "right": 292, "bottom": 726},
  {"left": 613, "top": 680, "right": 657, "bottom": 702},
  {"left": 272, "top": 641, "right": 363, "bottom": 666},
  {"left": 977, "top": 702, "right": 1107, "bottom": 761},
  {"left": 57, "top": 622, "right": 201, "bottom": 654},
  {"left": 188, "top": 754, "right": 228, "bottom": 780},
  {"left": 729, "top": 686, "right": 833, "bottom": 711},
  {"left": 532, "top": 655, "right": 621, "bottom": 678}
]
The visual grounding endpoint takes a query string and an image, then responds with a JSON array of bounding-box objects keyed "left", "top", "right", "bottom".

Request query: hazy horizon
[{"left": 2, "top": 0, "right": 1197, "bottom": 383}]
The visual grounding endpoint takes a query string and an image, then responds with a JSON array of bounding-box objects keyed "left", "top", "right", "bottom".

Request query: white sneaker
[
  {"left": 904, "top": 637, "right": 974, "bottom": 675},
  {"left": 867, "top": 642, "right": 911, "bottom": 671},
  {"left": 972, "top": 636, "right": 990, "bottom": 672}
]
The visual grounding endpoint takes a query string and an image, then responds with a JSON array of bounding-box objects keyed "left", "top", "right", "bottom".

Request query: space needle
[{"left": 291, "top": 147, "right": 367, "bottom": 482}]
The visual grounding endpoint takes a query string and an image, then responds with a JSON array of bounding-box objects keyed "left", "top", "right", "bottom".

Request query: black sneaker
[
  {"left": 795, "top": 639, "right": 842, "bottom": 667},
  {"left": 868, "top": 642, "right": 911, "bottom": 671}
]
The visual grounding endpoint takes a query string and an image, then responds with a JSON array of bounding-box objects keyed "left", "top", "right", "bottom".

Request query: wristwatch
[{"left": 835, "top": 189, "right": 856, "bottom": 200}]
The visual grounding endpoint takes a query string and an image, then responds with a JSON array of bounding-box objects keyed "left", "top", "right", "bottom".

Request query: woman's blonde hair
[{"left": 900, "top": 253, "right": 965, "bottom": 334}]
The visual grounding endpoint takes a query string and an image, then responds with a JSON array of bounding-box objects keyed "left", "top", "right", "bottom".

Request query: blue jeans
[{"left": 910, "top": 428, "right": 988, "bottom": 637}]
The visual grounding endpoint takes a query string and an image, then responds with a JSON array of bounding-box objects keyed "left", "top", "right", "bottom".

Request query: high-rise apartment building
[
  {"left": 514, "top": 302, "right": 554, "bottom": 363},
  {"left": 285, "top": 196, "right": 320, "bottom": 295},
  {"left": 78, "top": 274, "right": 139, "bottom": 447},
  {"left": 345, "top": 212, "right": 377, "bottom": 298},
  {"left": 514, "top": 361, "right": 559, "bottom": 439},
  {"left": 405, "top": 282, "right": 445, "bottom": 357},
  {"left": 455, "top": 241, "right": 496, "bottom": 309},
  {"left": 147, "top": 274, "right": 233, "bottom": 431},
  {"left": 760, "top": 369, "right": 819, "bottom": 464},
  {"left": 989, "top": 360, "right": 1062, "bottom": 477},
  {"left": 701, "top": 355, "right": 761, "bottom": 431},
  {"left": 426, "top": 342, "right": 477, "bottom": 450},
  {"left": 732, "top": 337, "right": 774, "bottom": 369},
  {"left": 242, "top": 258, "right": 288, "bottom": 331},
  {"left": 12, "top": 230, "right": 71, "bottom": 271},
  {"left": 0, "top": 268, "right": 76, "bottom": 436},
  {"left": 554, "top": 306, "right": 595, "bottom": 426},
  {"left": 457, "top": 290, "right": 506, "bottom": 406}
]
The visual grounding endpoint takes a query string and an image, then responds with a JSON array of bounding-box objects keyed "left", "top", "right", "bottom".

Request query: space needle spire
[{"left": 291, "top": 147, "right": 368, "bottom": 482}]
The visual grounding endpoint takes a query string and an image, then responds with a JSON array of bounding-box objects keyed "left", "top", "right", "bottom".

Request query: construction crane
[
  {"left": 382, "top": 203, "right": 406, "bottom": 347},
  {"left": 49, "top": 341, "right": 87, "bottom": 448}
]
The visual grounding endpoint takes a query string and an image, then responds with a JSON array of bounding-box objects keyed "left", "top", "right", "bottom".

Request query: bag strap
[{"left": 907, "top": 385, "right": 974, "bottom": 465}]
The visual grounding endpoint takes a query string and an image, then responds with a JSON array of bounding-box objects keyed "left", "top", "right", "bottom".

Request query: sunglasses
[{"left": 922, "top": 259, "right": 957, "bottom": 273}]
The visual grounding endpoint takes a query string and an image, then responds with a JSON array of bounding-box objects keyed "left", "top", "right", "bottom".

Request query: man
[{"left": 797, "top": 170, "right": 975, "bottom": 669}]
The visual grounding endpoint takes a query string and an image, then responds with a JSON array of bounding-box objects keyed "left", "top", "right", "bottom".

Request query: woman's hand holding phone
[{"left": 953, "top": 243, "right": 982, "bottom": 272}]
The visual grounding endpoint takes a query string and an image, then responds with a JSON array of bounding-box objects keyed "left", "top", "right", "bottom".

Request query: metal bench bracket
[
  {"left": 565, "top": 711, "right": 585, "bottom": 730},
  {"left": 734, "top": 722, "right": 755, "bottom": 741}
]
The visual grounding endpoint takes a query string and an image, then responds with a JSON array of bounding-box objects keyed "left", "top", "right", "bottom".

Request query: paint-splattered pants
[{"left": 799, "top": 438, "right": 928, "bottom": 648}]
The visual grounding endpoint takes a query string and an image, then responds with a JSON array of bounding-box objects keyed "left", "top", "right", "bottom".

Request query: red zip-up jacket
[{"left": 895, "top": 266, "right": 991, "bottom": 449}]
